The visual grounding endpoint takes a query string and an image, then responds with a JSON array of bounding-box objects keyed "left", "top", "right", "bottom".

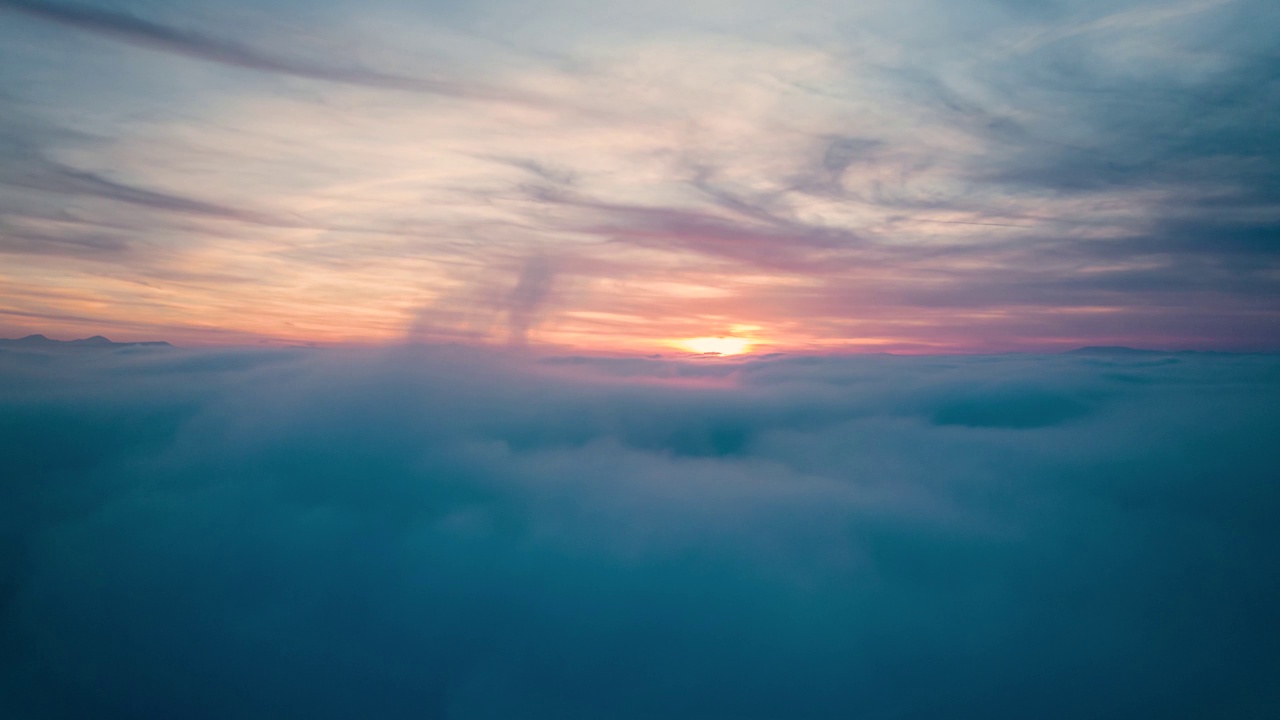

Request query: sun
[{"left": 678, "top": 336, "right": 753, "bottom": 355}]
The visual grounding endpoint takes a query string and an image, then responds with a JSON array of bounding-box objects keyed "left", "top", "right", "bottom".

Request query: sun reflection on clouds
[{"left": 677, "top": 336, "right": 754, "bottom": 355}]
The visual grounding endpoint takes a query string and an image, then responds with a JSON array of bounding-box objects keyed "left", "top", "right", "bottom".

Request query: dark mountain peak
[
  {"left": 0, "top": 334, "right": 173, "bottom": 349},
  {"left": 1067, "top": 346, "right": 1168, "bottom": 356}
]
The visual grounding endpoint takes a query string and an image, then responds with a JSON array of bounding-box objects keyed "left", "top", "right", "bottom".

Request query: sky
[
  {"left": 1, "top": 0, "right": 1278, "bottom": 352},
  {"left": 4, "top": 4, "right": 1280, "bottom": 715},
  {"left": 2, "top": 343, "right": 1279, "bottom": 718}
]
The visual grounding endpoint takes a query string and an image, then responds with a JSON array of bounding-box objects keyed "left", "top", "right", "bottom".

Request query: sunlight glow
[{"left": 678, "top": 336, "right": 753, "bottom": 355}]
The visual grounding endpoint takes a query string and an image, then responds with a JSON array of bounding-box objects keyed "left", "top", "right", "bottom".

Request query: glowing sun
[{"left": 678, "top": 336, "right": 753, "bottom": 355}]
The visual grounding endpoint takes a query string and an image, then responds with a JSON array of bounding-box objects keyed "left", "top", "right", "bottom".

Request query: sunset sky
[
  {"left": 4, "top": 4, "right": 1280, "bottom": 717},
  {"left": 2, "top": 0, "right": 1277, "bottom": 352}
]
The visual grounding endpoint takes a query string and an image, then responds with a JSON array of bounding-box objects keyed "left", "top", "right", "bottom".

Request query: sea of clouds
[{"left": 1, "top": 344, "right": 1278, "bottom": 719}]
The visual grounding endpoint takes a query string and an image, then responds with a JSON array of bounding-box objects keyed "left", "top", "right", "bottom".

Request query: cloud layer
[{"left": 2, "top": 345, "right": 1278, "bottom": 718}]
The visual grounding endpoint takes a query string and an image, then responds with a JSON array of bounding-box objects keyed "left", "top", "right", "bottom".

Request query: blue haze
[{"left": 1, "top": 344, "right": 1278, "bottom": 718}]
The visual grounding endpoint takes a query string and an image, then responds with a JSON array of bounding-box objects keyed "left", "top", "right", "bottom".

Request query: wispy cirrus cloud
[
  {"left": 1, "top": 153, "right": 288, "bottom": 226},
  {"left": 0, "top": 0, "right": 538, "bottom": 102},
  {"left": 0, "top": 0, "right": 1276, "bottom": 349}
]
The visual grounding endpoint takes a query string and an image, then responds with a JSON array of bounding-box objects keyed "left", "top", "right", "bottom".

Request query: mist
[{"left": 2, "top": 344, "right": 1278, "bottom": 718}]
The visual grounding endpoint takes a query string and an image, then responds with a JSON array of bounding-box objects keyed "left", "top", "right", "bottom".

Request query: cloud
[
  {"left": 505, "top": 254, "right": 558, "bottom": 345},
  {"left": 0, "top": 0, "right": 537, "bottom": 103},
  {"left": 1, "top": 345, "right": 1278, "bottom": 718},
  {"left": 0, "top": 219, "right": 132, "bottom": 259},
  {"left": 543, "top": 190, "right": 858, "bottom": 274},
  {"left": 0, "top": 0, "right": 1276, "bottom": 348},
  {"left": 1, "top": 154, "right": 288, "bottom": 227}
]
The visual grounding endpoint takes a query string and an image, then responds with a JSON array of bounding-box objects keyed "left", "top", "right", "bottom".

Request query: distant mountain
[
  {"left": 1064, "top": 346, "right": 1247, "bottom": 357},
  {"left": 1066, "top": 346, "right": 1170, "bottom": 356},
  {"left": 0, "top": 334, "right": 173, "bottom": 349}
]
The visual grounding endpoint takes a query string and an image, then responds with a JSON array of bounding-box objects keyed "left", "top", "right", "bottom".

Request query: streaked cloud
[
  {"left": 0, "top": 0, "right": 538, "bottom": 102},
  {"left": 0, "top": 0, "right": 1275, "bottom": 350}
]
